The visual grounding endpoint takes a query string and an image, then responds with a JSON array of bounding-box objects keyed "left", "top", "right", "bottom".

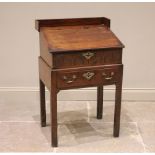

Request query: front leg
[
  {"left": 113, "top": 66, "right": 123, "bottom": 137},
  {"left": 50, "top": 72, "right": 58, "bottom": 147},
  {"left": 39, "top": 79, "right": 46, "bottom": 127},
  {"left": 97, "top": 85, "right": 103, "bottom": 119}
]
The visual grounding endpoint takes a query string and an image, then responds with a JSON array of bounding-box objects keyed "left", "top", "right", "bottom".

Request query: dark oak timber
[
  {"left": 35, "top": 17, "right": 111, "bottom": 31},
  {"left": 114, "top": 65, "right": 123, "bottom": 137},
  {"left": 36, "top": 17, "right": 124, "bottom": 147},
  {"left": 50, "top": 71, "right": 58, "bottom": 147},
  {"left": 39, "top": 79, "right": 46, "bottom": 127},
  {"left": 97, "top": 86, "right": 103, "bottom": 119}
]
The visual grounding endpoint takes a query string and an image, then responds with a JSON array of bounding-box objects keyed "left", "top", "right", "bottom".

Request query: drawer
[
  {"left": 53, "top": 49, "right": 122, "bottom": 69},
  {"left": 57, "top": 65, "right": 122, "bottom": 89}
]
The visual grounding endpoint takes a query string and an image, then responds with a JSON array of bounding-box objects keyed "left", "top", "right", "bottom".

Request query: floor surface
[{"left": 0, "top": 99, "right": 155, "bottom": 152}]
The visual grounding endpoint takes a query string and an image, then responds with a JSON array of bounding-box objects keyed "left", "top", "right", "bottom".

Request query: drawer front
[
  {"left": 53, "top": 49, "right": 122, "bottom": 69},
  {"left": 57, "top": 65, "right": 122, "bottom": 89}
]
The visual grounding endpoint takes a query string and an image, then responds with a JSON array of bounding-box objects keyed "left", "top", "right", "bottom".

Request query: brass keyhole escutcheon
[
  {"left": 82, "top": 52, "right": 94, "bottom": 60},
  {"left": 83, "top": 72, "right": 95, "bottom": 80}
]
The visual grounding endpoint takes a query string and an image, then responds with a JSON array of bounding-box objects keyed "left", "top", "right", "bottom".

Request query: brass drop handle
[
  {"left": 83, "top": 72, "right": 95, "bottom": 80},
  {"left": 82, "top": 52, "right": 94, "bottom": 60},
  {"left": 63, "top": 75, "right": 77, "bottom": 84},
  {"left": 102, "top": 71, "right": 114, "bottom": 80}
]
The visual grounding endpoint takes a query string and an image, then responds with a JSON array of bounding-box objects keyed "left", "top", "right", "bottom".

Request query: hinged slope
[{"left": 35, "top": 17, "right": 124, "bottom": 53}]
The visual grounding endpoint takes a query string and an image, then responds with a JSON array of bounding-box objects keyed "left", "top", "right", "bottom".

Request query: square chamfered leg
[
  {"left": 39, "top": 57, "right": 58, "bottom": 147},
  {"left": 113, "top": 66, "right": 123, "bottom": 137},
  {"left": 50, "top": 71, "right": 58, "bottom": 147},
  {"left": 97, "top": 85, "right": 103, "bottom": 119},
  {"left": 39, "top": 79, "right": 46, "bottom": 127}
]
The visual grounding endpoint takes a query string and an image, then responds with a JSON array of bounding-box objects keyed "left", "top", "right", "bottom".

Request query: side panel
[{"left": 39, "top": 57, "right": 51, "bottom": 90}]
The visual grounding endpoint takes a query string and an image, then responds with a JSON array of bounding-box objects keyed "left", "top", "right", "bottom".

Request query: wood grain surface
[{"left": 41, "top": 25, "right": 124, "bottom": 52}]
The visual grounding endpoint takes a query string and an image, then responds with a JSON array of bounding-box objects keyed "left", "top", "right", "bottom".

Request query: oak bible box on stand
[{"left": 35, "top": 17, "right": 124, "bottom": 147}]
